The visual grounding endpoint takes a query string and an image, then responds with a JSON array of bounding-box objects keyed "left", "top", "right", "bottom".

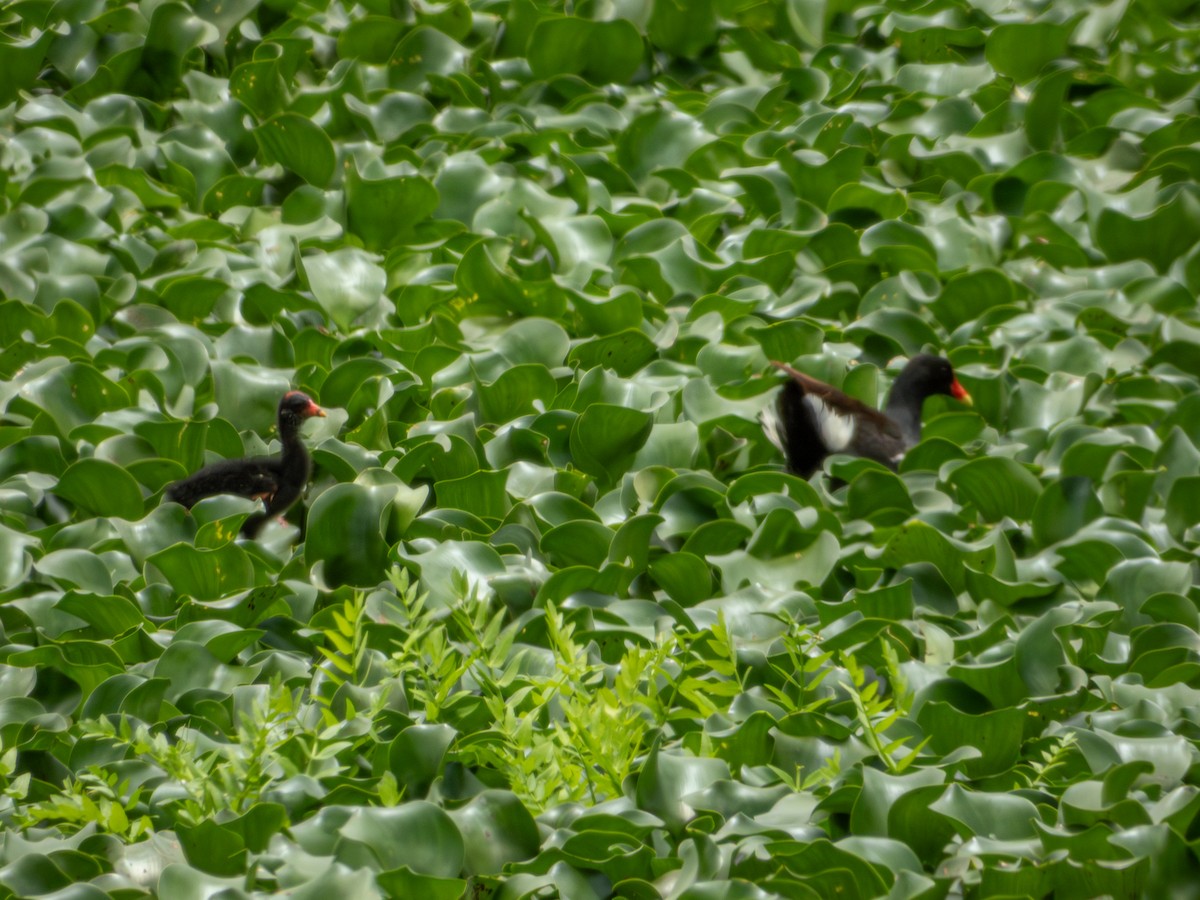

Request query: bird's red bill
[{"left": 950, "top": 378, "right": 973, "bottom": 405}]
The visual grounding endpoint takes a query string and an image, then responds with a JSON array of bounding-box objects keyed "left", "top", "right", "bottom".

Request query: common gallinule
[
  {"left": 166, "top": 391, "right": 326, "bottom": 537},
  {"left": 762, "top": 354, "right": 972, "bottom": 477}
]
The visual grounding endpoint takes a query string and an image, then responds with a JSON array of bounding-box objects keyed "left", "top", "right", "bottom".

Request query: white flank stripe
[
  {"left": 805, "top": 394, "right": 855, "bottom": 452},
  {"left": 759, "top": 406, "right": 786, "bottom": 454}
]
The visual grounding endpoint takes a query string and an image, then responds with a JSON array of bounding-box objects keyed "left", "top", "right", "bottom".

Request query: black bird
[
  {"left": 167, "top": 391, "right": 326, "bottom": 537},
  {"left": 762, "top": 354, "right": 972, "bottom": 477}
]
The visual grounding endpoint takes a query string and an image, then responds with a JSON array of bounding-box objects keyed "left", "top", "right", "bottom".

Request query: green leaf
[
  {"left": 386, "top": 25, "right": 467, "bottom": 90},
  {"left": 929, "top": 269, "right": 1015, "bottom": 330},
  {"left": 946, "top": 457, "right": 1043, "bottom": 522},
  {"left": 568, "top": 330, "right": 659, "bottom": 377},
  {"left": 35, "top": 550, "right": 113, "bottom": 595},
  {"left": 337, "top": 802, "right": 465, "bottom": 875},
  {"left": 308, "top": 479, "right": 427, "bottom": 589},
  {"left": 635, "top": 738, "right": 730, "bottom": 833},
  {"left": 476, "top": 364, "right": 559, "bottom": 423},
  {"left": 347, "top": 171, "right": 439, "bottom": 249},
  {"left": 254, "top": 114, "right": 336, "bottom": 188},
  {"left": 388, "top": 724, "right": 456, "bottom": 798},
  {"left": 449, "top": 790, "right": 541, "bottom": 875},
  {"left": 883, "top": 522, "right": 994, "bottom": 593},
  {"left": 0, "top": 29, "right": 54, "bottom": 106},
  {"left": 649, "top": 552, "right": 712, "bottom": 604},
  {"left": 302, "top": 248, "right": 387, "bottom": 332},
  {"left": 148, "top": 542, "right": 255, "bottom": 600},
  {"left": 434, "top": 470, "right": 510, "bottom": 521},
  {"left": 1165, "top": 476, "right": 1200, "bottom": 539},
  {"left": 1033, "top": 477, "right": 1104, "bottom": 546},
  {"left": 337, "top": 16, "right": 408, "bottom": 63},
  {"left": 53, "top": 459, "right": 144, "bottom": 521},
  {"left": 527, "top": 17, "right": 643, "bottom": 84},
  {"left": 931, "top": 784, "right": 1041, "bottom": 840},
  {"left": 1096, "top": 190, "right": 1200, "bottom": 273},
  {"left": 648, "top": 0, "right": 717, "bottom": 57},
  {"left": 985, "top": 22, "right": 1072, "bottom": 83},
  {"left": 569, "top": 404, "right": 653, "bottom": 486}
]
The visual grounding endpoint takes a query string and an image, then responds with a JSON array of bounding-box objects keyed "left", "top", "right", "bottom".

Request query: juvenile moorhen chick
[
  {"left": 762, "top": 354, "right": 972, "bottom": 477},
  {"left": 166, "top": 391, "right": 326, "bottom": 537}
]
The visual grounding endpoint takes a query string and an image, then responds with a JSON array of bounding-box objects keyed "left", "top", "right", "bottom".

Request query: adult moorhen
[
  {"left": 166, "top": 391, "right": 326, "bottom": 537},
  {"left": 762, "top": 354, "right": 972, "bottom": 477}
]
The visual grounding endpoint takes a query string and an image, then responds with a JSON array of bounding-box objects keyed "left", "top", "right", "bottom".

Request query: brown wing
[{"left": 769, "top": 361, "right": 902, "bottom": 439}]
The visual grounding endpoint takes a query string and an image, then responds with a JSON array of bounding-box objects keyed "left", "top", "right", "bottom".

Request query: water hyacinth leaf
[
  {"left": 649, "top": 552, "right": 713, "bottom": 604},
  {"left": 4, "top": 0, "right": 1200, "bottom": 892},
  {"left": 477, "top": 364, "right": 559, "bottom": 423},
  {"left": 883, "top": 523, "right": 994, "bottom": 593},
  {"left": 254, "top": 114, "right": 336, "bottom": 188},
  {"left": 849, "top": 767, "right": 942, "bottom": 839},
  {"left": 1025, "top": 66, "right": 1076, "bottom": 151},
  {"left": 53, "top": 459, "right": 144, "bottom": 521},
  {"left": 34, "top": 549, "right": 114, "bottom": 595},
  {"left": 19, "top": 362, "right": 132, "bottom": 434},
  {"left": 147, "top": 542, "right": 255, "bottom": 600},
  {"left": 302, "top": 249, "right": 387, "bottom": 332},
  {"left": 176, "top": 818, "right": 249, "bottom": 876},
  {"left": 648, "top": 0, "right": 718, "bottom": 57},
  {"left": 712, "top": 530, "right": 839, "bottom": 595},
  {"left": 1032, "top": 476, "right": 1104, "bottom": 547},
  {"left": 827, "top": 184, "right": 907, "bottom": 220},
  {"left": 527, "top": 17, "right": 643, "bottom": 84},
  {"left": 308, "top": 480, "right": 427, "bottom": 588},
  {"left": 434, "top": 470, "right": 510, "bottom": 521},
  {"left": 450, "top": 790, "right": 541, "bottom": 875},
  {"left": 1165, "top": 476, "right": 1200, "bottom": 539},
  {"left": 0, "top": 30, "right": 54, "bottom": 105},
  {"left": 375, "top": 869, "right": 465, "bottom": 900},
  {"left": 618, "top": 111, "right": 713, "bottom": 185},
  {"left": 7, "top": 640, "right": 125, "bottom": 698},
  {"left": 55, "top": 592, "right": 147, "bottom": 637},
  {"left": 918, "top": 701, "right": 1025, "bottom": 777},
  {"left": 1014, "top": 607, "right": 1074, "bottom": 696},
  {"left": 338, "top": 15, "right": 409, "bottom": 63},
  {"left": 569, "top": 404, "right": 653, "bottom": 486},
  {"left": 929, "top": 269, "right": 1015, "bottom": 330},
  {"left": 456, "top": 240, "right": 568, "bottom": 319},
  {"left": 634, "top": 422, "right": 701, "bottom": 470},
  {"left": 229, "top": 58, "right": 288, "bottom": 119},
  {"left": 568, "top": 330, "right": 659, "bottom": 377},
  {"left": 846, "top": 469, "right": 913, "bottom": 523},
  {"left": 963, "top": 567, "right": 1058, "bottom": 608},
  {"left": 495, "top": 318, "right": 571, "bottom": 368},
  {"left": 347, "top": 171, "right": 439, "bottom": 248},
  {"left": 153, "top": 640, "right": 258, "bottom": 701},
  {"left": 541, "top": 520, "right": 613, "bottom": 569},
  {"left": 337, "top": 803, "right": 464, "bottom": 875},
  {"left": 387, "top": 25, "right": 468, "bottom": 90},
  {"left": 406, "top": 540, "right": 506, "bottom": 609},
  {"left": 984, "top": 22, "right": 1072, "bottom": 83},
  {"left": 844, "top": 309, "right": 938, "bottom": 357},
  {"left": 1096, "top": 191, "right": 1200, "bottom": 273},
  {"left": 931, "top": 784, "right": 1041, "bottom": 840},
  {"left": 636, "top": 739, "right": 731, "bottom": 833},
  {"left": 388, "top": 724, "right": 456, "bottom": 798},
  {"left": 202, "top": 175, "right": 265, "bottom": 216},
  {"left": 947, "top": 457, "right": 1043, "bottom": 522}
]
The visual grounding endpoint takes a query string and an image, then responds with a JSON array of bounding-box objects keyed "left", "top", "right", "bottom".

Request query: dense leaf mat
[{"left": 2, "top": 0, "right": 1200, "bottom": 896}]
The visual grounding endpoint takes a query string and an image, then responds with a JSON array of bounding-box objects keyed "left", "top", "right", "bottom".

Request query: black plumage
[
  {"left": 166, "top": 391, "right": 326, "bottom": 537},
  {"left": 763, "top": 355, "right": 972, "bottom": 478}
]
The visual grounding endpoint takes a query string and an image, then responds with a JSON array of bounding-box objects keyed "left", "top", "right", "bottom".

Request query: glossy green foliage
[{"left": 1, "top": 0, "right": 1200, "bottom": 896}]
